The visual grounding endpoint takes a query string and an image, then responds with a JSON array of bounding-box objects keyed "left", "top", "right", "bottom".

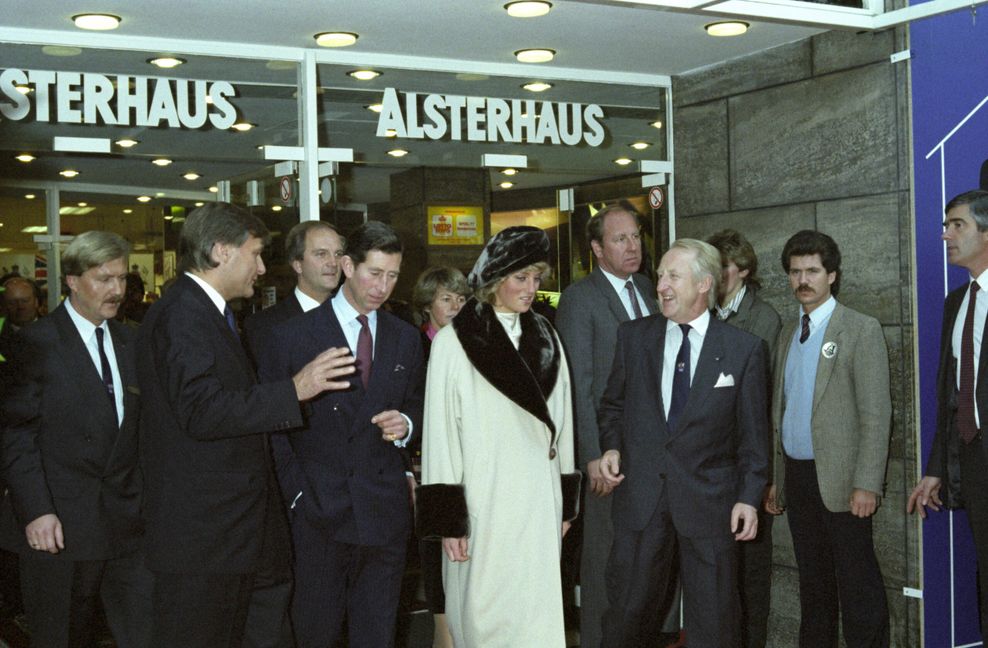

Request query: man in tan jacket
[{"left": 766, "top": 230, "right": 892, "bottom": 648}]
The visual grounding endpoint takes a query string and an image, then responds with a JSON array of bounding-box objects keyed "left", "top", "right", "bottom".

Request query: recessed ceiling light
[
  {"left": 137, "top": 196, "right": 152, "bottom": 203},
  {"left": 315, "top": 32, "right": 359, "bottom": 47},
  {"left": 115, "top": 138, "right": 138, "bottom": 148},
  {"left": 72, "top": 14, "right": 121, "bottom": 30},
  {"left": 77, "top": 202, "right": 87, "bottom": 207},
  {"left": 14, "top": 85, "right": 31, "bottom": 95},
  {"left": 502, "top": 168, "right": 518, "bottom": 176},
  {"left": 366, "top": 103, "right": 384, "bottom": 113},
  {"left": 22, "top": 226, "right": 48, "bottom": 234},
  {"left": 208, "top": 186, "right": 219, "bottom": 193},
  {"left": 195, "top": 202, "right": 205, "bottom": 207},
  {"left": 59, "top": 169, "right": 79, "bottom": 178},
  {"left": 231, "top": 121, "right": 254, "bottom": 132},
  {"left": 271, "top": 205, "right": 283, "bottom": 212},
  {"left": 387, "top": 148, "right": 409, "bottom": 158},
  {"left": 24, "top": 194, "right": 35, "bottom": 200},
  {"left": 522, "top": 81, "right": 553, "bottom": 92},
  {"left": 152, "top": 158, "right": 173, "bottom": 167},
  {"left": 348, "top": 69, "right": 381, "bottom": 81},
  {"left": 630, "top": 142, "right": 651, "bottom": 150},
  {"left": 613, "top": 158, "right": 632, "bottom": 166},
  {"left": 183, "top": 172, "right": 200, "bottom": 180},
  {"left": 148, "top": 57, "right": 186, "bottom": 69},
  {"left": 155, "top": 192, "right": 165, "bottom": 197},
  {"left": 505, "top": 1, "right": 552, "bottom": 17},
  {"left": 500, "top": 181, "right": 514, "bottom": 189},
  {"left": 514, "top": 49, "right": 555, "bottom": 63},
  {"left": 384, "top": 129, "right": 398, "bottom": 138},
  {"left": 42, "top": 45, "right": 82, "bottom": 57},
  {"left": 650, "top": 120, "right": 663, "bottom": 129},
  {"left": 15, "top": 154, "right": 35, "bottom": 163},
  {"left": 705, "top": 21, "right": 749, "bottom": 37},
  {"left": 123, "top": 208, "right": 133, "bottom": 214},
  {"left": 164, "top": 214, "right": 173, "bottom": 221}
]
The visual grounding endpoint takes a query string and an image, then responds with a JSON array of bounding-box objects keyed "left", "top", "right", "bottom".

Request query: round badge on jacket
[{"left": 821, "top": 341, "right": 838, "bottom": 359}]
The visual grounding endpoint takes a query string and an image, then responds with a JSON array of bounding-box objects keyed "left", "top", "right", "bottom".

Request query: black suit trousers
[
  {"left": 785, "top": 456, "right": 889, "bottom": 648},
  {"left": 957, "top": 426, "right": 988, "bottom": 637},
  {"left": 20, "top": 551, "right": 153, "bottom": 648},
  {"left": 602, "top": 488, "right": 739, "bottom": 648}
]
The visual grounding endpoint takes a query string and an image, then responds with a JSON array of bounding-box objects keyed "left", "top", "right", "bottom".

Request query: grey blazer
[
  {"left": 556, "top": 267, "right": 658, "bottom": 468},
  {"left": 722, "top": 288, "right": 782, "bottom": 360},
  {"left": 771, "top": 302, "right": 892, "bottom": 512}
]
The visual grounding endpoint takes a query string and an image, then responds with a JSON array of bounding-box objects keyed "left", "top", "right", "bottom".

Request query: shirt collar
[
  {"left": 64, "top": 294, "right": 105, "bottom": 340},
  {"left": 599, "top": 267, "right": 634, "bottom": 294},
  {"left": 185, "top": 272, "right": 226, "bottom": 315},
  {"left": 332, "top": 287, "right": 377, "bottom": 326},
  {"left": 294, "top": 286, "right": 322, "bottom": 313},
  {"left": 800, "top": 295, "right": 837, "bottom": 327},
  {"left": 666, "top": 309, "right": 710, "bottom": 337},
  {"left": 972, "top": 268, "right": 988, "bottom": 291},
  {"left": 716, "top": 284, "right": 747, "bottom": 320}
]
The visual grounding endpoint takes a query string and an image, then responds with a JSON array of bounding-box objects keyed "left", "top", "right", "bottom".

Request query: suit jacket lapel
[
  {"left": 648, "top": 317, "right": 669, "bottom": 428},
  {"left": 590, "top": 268, "right": 631, "bottom": 324},
  {"left": 52, "top": 305, "right": 117, "bottom": 430},
  {"left": 366, "top": 314, "right": 398, "bottom": 398},
  {"left": 812, "top": 303, "right": 845, "bottom": 415},
  {"left": 672, "top": 320, "right": 725, "bottom": 434}
]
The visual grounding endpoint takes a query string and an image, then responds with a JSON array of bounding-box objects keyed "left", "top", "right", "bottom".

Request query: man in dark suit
[
  {"left": 910, "top": 189, "right": 988, "bottom": 635},
  {"left": 1, "top": 231, "right": 153, "bottom": 648},
  {"left": 598, "top": 238, "right": 769, "bottom": 648},
  {"left": 555, "top": 204, "right": 659, "bottom": 648},
  {"left": 244, "top": 220, "right": 345, "bottom": 368},
  {"left": 137, "top": 203, "right": 356, "bottom": 648},
  {"left": 258, "top": 221, "right": 424, "bottom": 648}
]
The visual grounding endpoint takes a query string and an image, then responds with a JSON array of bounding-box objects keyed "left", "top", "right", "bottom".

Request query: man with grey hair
[
  {"left": 598, "top": 238, "right": 770, "bottom": 647},
  {"left": 137, "top": 203, "right": 356, "bottom": 648},
  {"left": 245, "top": 220, "right": 344, "bottom": 368},
  {"left": 0, "top": 230, "right": 153, "bottom": 648}
]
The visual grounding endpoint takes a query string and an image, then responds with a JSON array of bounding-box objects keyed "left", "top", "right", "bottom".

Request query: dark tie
[
  {"left": 94, "top": 327, "right": 115, "bottom": 406},
  {"left": 667, "top": 324, "right": 691, "bottom": 431},
  {"left": 224, "top": 305, "right": 239, "bottom": 338},
  {"left": 626, "top": 280, "right": 644, "bottom": 319},
  {"left": 959, "top": 282, "right": 980, "bottom": 443},
  {"left": 799, "top": 313, "right": 811, "bottom": 344},
  {"left": 356, "top": 314, "right": 373, "bottom": 389}
]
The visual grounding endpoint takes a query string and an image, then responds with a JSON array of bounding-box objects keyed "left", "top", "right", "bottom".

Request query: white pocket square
[{"left": 714, "top": 372, "right": 735, "bottom": 388}]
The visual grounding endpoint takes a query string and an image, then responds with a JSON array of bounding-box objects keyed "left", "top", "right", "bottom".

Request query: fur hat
[{"left": 468, "top": 226, "right": 549, "bottom": 289}]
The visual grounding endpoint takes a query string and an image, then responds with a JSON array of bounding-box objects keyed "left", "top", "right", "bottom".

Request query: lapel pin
[
  {"left": 821, "top": 342, "right": 837, "bottom": 359},
  {"left": 394, "top": 364, "right": 405, "bottom": 372}
]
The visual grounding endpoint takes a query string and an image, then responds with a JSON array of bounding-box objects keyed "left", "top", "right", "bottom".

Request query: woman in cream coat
[{"left": 417, "top": 226, "right": 580, "bottom": 648}]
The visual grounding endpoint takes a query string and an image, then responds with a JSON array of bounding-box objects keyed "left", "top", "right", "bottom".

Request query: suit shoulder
[
  {"left": 380, "top": 309, "right": 419, "bottom": 337},
  {"left": 838, "top": 304, "right": 881, "bottom": 329},
  {"left": 559, "top": 275, "right": 596, "bottom": 302}
]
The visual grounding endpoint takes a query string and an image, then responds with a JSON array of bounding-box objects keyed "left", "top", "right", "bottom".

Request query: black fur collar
[{"left": 452, "top": 298, "right": 561, "bottom": 436}]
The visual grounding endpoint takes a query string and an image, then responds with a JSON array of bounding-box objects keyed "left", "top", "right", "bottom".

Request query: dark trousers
[
  {"left": 601, "top": 489, "right": 739, "bottom": 648},
  {"left": 20, "top": 551, "right": 153, "bottom": 648},
  {"left": 291, "top": 513, "right": 407, "bottom": 648},
  {"left": 151, "top": 492, "right": 293, "bottom": 648},
  {"left": 958, "top": 429, "right": 988, "bottom": 636},
  {"left": 739, "top": 509, "right": 773, "bottom": 648},
  {"left": 785, "top": 456, "right": 889, "bottom": 648}
]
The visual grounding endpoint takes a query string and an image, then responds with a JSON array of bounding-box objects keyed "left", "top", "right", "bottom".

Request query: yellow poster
[{"left": 427, "top": 205, "right": 485, "bottom": 245}]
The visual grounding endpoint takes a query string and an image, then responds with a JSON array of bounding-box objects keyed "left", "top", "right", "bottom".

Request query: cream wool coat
[{"left": 422, "top": 317, "right": 576, "bottom": 648}]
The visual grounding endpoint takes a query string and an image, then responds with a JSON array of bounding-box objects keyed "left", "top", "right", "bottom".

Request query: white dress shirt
[
  {"left": 661, "top": 310, "right": 710, "bottom": 418},
  {"left": 952, "top": 268, "right": 988, "bottom": 427},
  {"left": 295, "top": 286, "right": 322, "bottom": 313}
]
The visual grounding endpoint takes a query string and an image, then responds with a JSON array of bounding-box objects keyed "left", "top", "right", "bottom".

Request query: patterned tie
[
  {"left": 667, "top": 324, "right": 691, "bottom": 431},
  {"left": 94, "top": 327, "right": 116, "bottom": 410},
  {"left": 224, "top": 306, "right": 239, "bottom": 339},
  {"left": 626, "top": 280, "right": 644, "bottom": 319},
  {"left": 959, "top": 282, "right": 980, "bottom": 443},
  {"left": 356, "top": 314, "right": 373, "bottom": 389},
  {"left": 799, "top": 313, "right": 811, "bottom": 344}
]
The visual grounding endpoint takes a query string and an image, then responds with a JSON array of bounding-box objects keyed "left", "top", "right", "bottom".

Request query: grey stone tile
[
  {"left": 812, "top": 29, "right": 895, "bottom": 77},
  {"left": 674, "top": 202, "right": 816, "bottom": 317},
  {"left": 730, "top": 63, "right": 898, "bottom": 210},
  {"left": 899, "top": 191, "right": 914, "bottom": 326},
  {"left": 674, "top": 40, "right": 811, "bottom": 108},
  {"left": 673, "top": 100, "right": 730, "bottom": 217},
  {"left": 884, "top": 325, "right": 909, "bottom": 462},
  {"left": 875, "top": 456, "right": 908, "bottom": 588},
  {"left": 816, "top": 192, "right": 902, "bottom": 325},
  {"left": 389, "top": 168, "right": 424, "bottom": 208},
  {"left": 766, "top": 564, "right": 800, "bottom": 648}
]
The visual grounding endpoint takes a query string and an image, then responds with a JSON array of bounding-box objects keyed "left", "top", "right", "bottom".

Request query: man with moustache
[
  {"left": 258, "top": 221, "right": 424, "bottom": 648},
  {"left": 137, "top": 203, "right": 356, "bottom": 648},
  {"left": 245, "top": 221, "right": 345, "bottom": 368},
  {"left": 555, "top": 204, "right": 659, "bottom": 648},
  {"left": 910, "top": 190, "right": 988, "bottom": 635},
  {"left": 766, "top": 230, "right": 891, "bottom": 648},
  {"left": 0, "top": 231, "right": 153, "bottom": 648},
  {"left": 598, "top": 238, "right": 769, "bottom": 648}
]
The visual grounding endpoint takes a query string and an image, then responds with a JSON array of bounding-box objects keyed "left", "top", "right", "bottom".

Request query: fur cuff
[
  {"left": 562, "top": 471, "right": 582, "bottom": 522},
  {"left": 415, "top": 484, "right": 469, "bottom": 539}
]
